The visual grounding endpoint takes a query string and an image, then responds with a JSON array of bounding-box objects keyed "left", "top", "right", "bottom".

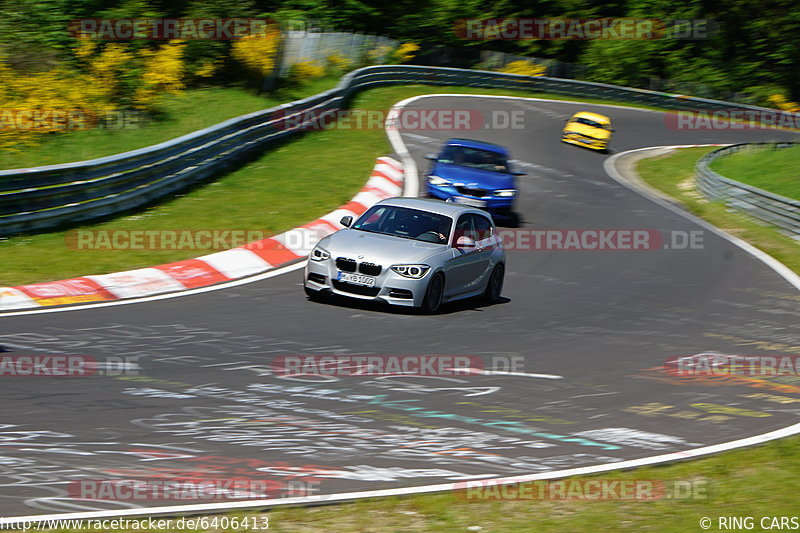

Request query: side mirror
[
  {"left": 425, "top": 153, "right": 438, "bottom": 161},
  {"left": 340, "top": 215, "right": 353, "bottom": 227},
  {"left": 455, "top": 235, "right": 476, "bottom": 249}
]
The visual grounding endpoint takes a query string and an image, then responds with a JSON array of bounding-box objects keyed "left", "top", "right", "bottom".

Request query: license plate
[
  {"left": 338, "top": 272, "right": 376, "bottom": 287},
  {"left": 453, "top": 196, "right": 487, "bottom": 207}
]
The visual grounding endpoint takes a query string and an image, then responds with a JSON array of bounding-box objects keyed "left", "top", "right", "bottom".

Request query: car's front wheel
[
  {"left": 482, "top": 263, "right": 504, "bottom": 304},
  {"left": 421, "top": 273, "right": 444, "bottom": 314}
]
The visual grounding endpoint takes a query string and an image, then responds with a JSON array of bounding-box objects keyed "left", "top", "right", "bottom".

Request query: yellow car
[{"left": 562, "top": 111, "right": 613, "bottom": 152}]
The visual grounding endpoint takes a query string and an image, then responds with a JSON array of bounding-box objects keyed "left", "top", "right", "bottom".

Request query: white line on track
[
  {"left": 603, "top": 147, "right": 800, "bottom": 292},
  {"left": 456, "top": 367, "right": 563, "bottom": 379},
  {"left": 4, "top": 94, "right": 800, "bottom": 524}
]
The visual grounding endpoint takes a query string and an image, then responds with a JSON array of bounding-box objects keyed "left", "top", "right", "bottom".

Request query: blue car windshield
[
  {"left": 353, "top": 206, "right": 452, "bottom": 244},
  {"left": 437, "top": 146, "right": 510, "bottom": 173}
]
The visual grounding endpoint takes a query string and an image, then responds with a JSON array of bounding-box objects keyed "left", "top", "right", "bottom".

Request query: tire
[
  {"left": 482, "top": 263, "right": 504, "bottom": 304},
  {"left": 421, "top": 273, "right": 444, "bottom": 314},
  {"left": 506, "top": 211, "right": 521, "bottom": 228}
]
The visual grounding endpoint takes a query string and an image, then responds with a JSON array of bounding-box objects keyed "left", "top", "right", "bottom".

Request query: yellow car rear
[{"left": 562, "top": 111, "right": 613, "bottom": 152}]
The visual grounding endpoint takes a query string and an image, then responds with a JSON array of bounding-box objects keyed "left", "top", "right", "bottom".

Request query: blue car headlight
[
  {"left": 310, "top": 246, "right": 330, "bottom": 261},
  {"left": 495, "top": 189, "right": 516, "bottom": 197},
  {"left": 390, "top": 264, "right": 431, "bottom": 279},
  {"left": 428, "top": 175, "right": 450, "bottom": 186}
]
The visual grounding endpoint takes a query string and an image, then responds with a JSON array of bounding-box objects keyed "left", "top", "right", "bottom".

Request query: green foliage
[
  {"left": 0, "top": 0, "right": 798, "bottom": 110},
  {"left": 710, "top": 145, "right": 800, "bottom": 201}
]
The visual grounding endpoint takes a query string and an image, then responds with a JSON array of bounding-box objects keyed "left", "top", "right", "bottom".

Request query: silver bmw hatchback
[{"left": 304, "top": 197, "right": 506, "bottom": 313}]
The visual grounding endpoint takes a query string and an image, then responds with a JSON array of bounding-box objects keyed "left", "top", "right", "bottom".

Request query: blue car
[{"left": 425, "top": 139, "right": 524, "bottom": 216}]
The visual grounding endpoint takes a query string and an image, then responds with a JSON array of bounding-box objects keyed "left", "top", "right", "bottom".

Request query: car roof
[
  {"left": 372, "top": 197, "right": 491, "bottom": 219},
  {"left": 570, "top": 111, "right": 611, "bottom": 123},
  {"left": 442, "top": 138, "right": 510, "bottom": 156}
]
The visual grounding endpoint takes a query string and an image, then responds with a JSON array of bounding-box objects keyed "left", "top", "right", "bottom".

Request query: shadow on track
[{"left": 304, "top": 293, "right": 511, "bottom": 315}]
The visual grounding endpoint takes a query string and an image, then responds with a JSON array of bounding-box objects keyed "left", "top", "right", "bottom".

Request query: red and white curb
[{"left": 0, "top": 157, "right": 404, "bottom": 311}]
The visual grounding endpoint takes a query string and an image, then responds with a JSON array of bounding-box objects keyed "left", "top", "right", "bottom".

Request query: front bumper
[
  {"left": 561, "top": 132, "right": 609, "bottom": 151},
  {"left": 304, "top": 260, "right": 429, "bottom": 307},
  {"left": 427, "top": 185, "right": 515, "bottom": 212}
]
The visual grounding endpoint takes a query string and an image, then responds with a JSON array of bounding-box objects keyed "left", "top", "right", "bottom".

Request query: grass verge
[
  {"left": 1, "top": 84, "right": 679, "bottom": 287},
  {"left": 638, "top": 147, "right": 800, "bottom": 273},
  {"left": 709, "top": 144, "right": 800, "bottom": 201}
]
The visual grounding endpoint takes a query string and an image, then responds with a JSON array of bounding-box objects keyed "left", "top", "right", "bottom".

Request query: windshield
[
  {"left": 353, "top": 205, "right": 453, "bottom": 244},
  {"left": 572, "top": 117, "right": 607, "bottom": 129},
  {"left": 437, "top": 145, "right": 510, "bottom": 172}
]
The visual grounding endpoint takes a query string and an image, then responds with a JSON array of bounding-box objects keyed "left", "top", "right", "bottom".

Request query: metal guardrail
[
  {"left": 696, "top": 142, "right": 800, "bottom": 236},
  {"left": 1, "top": 64, "right": 791, "bottom": 236}
]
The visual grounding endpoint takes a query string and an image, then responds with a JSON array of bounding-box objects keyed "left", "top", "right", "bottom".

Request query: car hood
[
  {"left": 430, "top": 163, "right": 515, "bottom": 189},
  {"left": 320, "top": 228, "right": 445, "bottom": 265},
  {"left": 564, "top": 122, "right": 611, "bottom": 140}
]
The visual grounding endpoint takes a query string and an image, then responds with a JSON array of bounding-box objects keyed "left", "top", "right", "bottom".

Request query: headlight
[
  {"left": 310, "top": 246, "right": 330, "bottom": 261},
  {"left": 428, "top": 175, "right": 450, "bottom": 186},
  {"left": 496, "top": 189, "right": 516, "bottom": 197},
  {"left": 390, "top": 264, "right": 431, "bottom": 279}
]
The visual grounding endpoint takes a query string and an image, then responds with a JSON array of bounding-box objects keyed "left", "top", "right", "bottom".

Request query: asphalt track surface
[{"left": 1, "top": 96, "right": 799, "bottom": 518}]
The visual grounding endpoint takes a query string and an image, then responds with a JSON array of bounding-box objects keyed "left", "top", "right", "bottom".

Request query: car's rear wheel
[
  {"left": 482, "top": 263, "right": 504, "bottom": 304},
  {"left": 421, "top": 273, "right": 444, "bottom": 314}
]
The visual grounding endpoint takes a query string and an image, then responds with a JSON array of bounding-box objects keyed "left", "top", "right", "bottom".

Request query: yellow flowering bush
[
  {"left": 325, "top": 52, "right": 350, "bottom": 74},
  {"left": 134, "top": 41, "right": 186, "bottom": 108},
  {"left": 0, "top": 40, "right": 187, "bottom": 150},
  {"left": 0, "top": 59, "right": 112, "bottom": 150},
  {"left": 499, "top": 60, "right": 547, "bottom": 77},
  {"left": 231, "top": 30, "right": 281, "bottom": 77},
  {"left": 392, "top": 42, "right": 419, "bottom": 64},
  {"left": 194, "top": 60, "right": 218, "bottom": 79},
  {"left": 288, "top": 60, "right": 325, "bottom": 84},
  {"left": 768, "top": 94, "right": 800, "bottom": 112}
]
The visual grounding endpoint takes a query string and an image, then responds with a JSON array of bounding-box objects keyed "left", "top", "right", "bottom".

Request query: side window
[
  {"left": 471, "top": 214, "right": 493, "bottom": 242},
  {"left": 454, "top": 213, "right": 475, "bottom": 243},
  {"left": 438, "top": 146, "right": 459, "bottom": 164}
]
